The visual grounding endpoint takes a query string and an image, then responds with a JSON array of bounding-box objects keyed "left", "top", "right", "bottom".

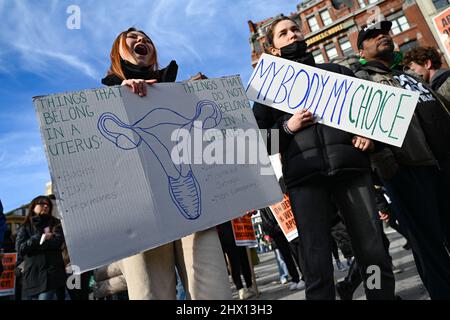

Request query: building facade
[
  {"left": 415, "top": 0, "right": 450, "bottom": 64},
  {"left": 248, "top": 0, "right": 448, "bottom": 66}
]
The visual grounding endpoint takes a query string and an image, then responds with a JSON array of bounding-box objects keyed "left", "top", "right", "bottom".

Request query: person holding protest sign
[
  {"left": 252, "top": 16, "right": 395, "bottom": 300},
  {"left": 355, "top": 20, "right": 450, "bottom": 299},
  {"left": 15, "top": 196, "right": 66, "bottom": 300},
  {"left": 101, "top": 27, "right": 231, "bottom": 300},
  {"left": 259, "top": 207, "right": 305, "bottom": 290},
  {"left": 217, "top": 221, "right": 254, "bottom": 300}
]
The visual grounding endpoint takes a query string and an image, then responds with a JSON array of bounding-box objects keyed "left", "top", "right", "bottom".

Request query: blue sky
[{"left": 0, "top": 0, "right": 299, "bottom": 212}]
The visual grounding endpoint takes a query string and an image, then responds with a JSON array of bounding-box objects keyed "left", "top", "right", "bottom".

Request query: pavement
[{"left": 230, "top": 227, "right": 430, "bottom": 300}]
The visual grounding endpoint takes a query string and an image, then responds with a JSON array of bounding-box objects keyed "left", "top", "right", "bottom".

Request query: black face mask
[
  {"left": 280, "top": 40, "right": 316, "bottom": 66},
  {"left": 31, "top": 214, "right": 51, "bottom": 230}
]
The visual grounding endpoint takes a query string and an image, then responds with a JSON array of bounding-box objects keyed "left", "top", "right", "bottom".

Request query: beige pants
[
  {"left": 176, "top": 228, "right": 232, "bottom": 300},
  {"left": 119, "top": 242, "right": 177, "bottom": 300},
  {"left": 119, "top": 227, "right": 232, "bottom": 300}
]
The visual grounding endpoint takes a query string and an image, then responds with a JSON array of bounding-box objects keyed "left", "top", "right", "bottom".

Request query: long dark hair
[{"left": 25, "top": 195, "right": 54, "bottom": 225}]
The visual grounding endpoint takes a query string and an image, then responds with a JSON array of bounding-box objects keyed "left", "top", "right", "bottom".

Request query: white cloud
[
  {"left": 14, "top": 44, "right": 99, "bottom": 80},
  {"left": 0, "top": 0, "right": 298, "bottom": 211},
  {"left": 185, "top": 0, "right": 218, "bottom": 17},
  {"left": 0, "top": 1, "right": 100, "bottom": 79}
]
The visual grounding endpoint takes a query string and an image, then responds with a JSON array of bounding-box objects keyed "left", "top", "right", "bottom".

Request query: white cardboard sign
[
  {"left": 33, "top": 75, "right": 283, "bottom": 273},
  {"left": 246, "top": 54, "right": 420, "bottom": 147}
]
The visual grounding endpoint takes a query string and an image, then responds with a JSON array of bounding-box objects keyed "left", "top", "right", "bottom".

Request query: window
[
  {"left": 339, "top": 37, "right": 353, "bottom": 55},
  {"left": 387, "top": 13, "right": 410, "bottom": 35},
  {"left": 320, "top": 10, "right": 332, "bottom": 26},
  {"left": 358, "top": 0, "right": 366, "bottom": 8},
  {"left": 252, "top": 40, "right": 261, "bottom": 54},
  {"left": 313, "top": 49, "right": 325, "bottom": 64},
  {"left": 325, "top": 42, "right": 339, "bottom": 60},
  {"left": 308, "top": 16, "right": 320, "bottom": 32},
  {"left": 400, "top": 40, "right": 417, "bottom": 54},
  {"left": 433, "top": 0, "right": 450, "bottom": 10}
]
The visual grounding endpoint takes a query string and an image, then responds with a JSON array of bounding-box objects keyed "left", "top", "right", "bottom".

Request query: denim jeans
[
  {"left": 274, "top": 249, "right": 289, "bottom": 281},
  {"left": 24, "top": 289, "right": 58, "bottom": 300}
]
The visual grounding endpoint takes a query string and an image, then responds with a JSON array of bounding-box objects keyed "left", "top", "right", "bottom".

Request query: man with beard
[
  {"left": 355, "top": 20, "right": 450, "bottom": 299},
  {"left": 252, "top": 16, "right": 395, "bottom": 300}
]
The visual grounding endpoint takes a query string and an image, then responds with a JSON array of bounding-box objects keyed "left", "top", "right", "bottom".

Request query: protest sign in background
[
  {"left": 269, "top": 194, "right": 298, "bottom": 242},
  {"left": 33, "top": 76, "right": 283, "bottom": 273},
  {"left": 433, "top": 7, "right": 450, "bottom": 63},
  {"left": 232, "top": 215, "right": 258, "bottom": 247},
  {"left": 246, "top": 54, "right": 420, "bottom": 147},
  {"left": 0, "top": 253, "right": 16, "bottom": 297}
]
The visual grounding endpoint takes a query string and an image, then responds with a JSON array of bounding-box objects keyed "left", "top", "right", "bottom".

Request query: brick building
[{"left": 248, "top": 0, "right": 447, "bottom": 66}]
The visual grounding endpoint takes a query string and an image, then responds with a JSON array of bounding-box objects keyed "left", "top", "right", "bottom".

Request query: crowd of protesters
[{"left": 1, "top": 15, "right": 449, "bottom": 301}]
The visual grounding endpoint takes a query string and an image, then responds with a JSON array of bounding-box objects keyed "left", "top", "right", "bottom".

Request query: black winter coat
[
  {"left": 253, "top": 63, "right": 370, "bottom": 188},
  {"left": 15, "top": 216, "right": 66, "bottom": 296}
]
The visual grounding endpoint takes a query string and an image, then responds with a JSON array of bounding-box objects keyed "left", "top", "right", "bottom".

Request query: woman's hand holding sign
[
  {"left": 286, "top": 109, "right": 315, "bottom": 133},
  {"left": 121, "top": 79, "right": 157, "bottom": 97}
]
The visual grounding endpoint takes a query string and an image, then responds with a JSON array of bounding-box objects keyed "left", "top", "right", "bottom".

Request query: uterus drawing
[{"left": 97, "top": 100, "right": 222, "bottom": 220}]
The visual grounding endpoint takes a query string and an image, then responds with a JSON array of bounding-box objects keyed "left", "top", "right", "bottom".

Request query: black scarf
[
  {"left": 120, "top": 58, "right": 157, "bottom": 81},
  {"left": 31, "top": 214, "right": 51, "bottom": 232},
  {"left": 280, "top": 40, "right": 316, "bottom": 66},
  {"left": 101, "top": 60, "right": 178, "bottom": 86}
]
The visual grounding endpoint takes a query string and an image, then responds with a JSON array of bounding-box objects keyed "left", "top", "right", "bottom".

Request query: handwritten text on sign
[
  {"left": 33, "top": 76, "right": 282, "bottom": 273},
  {"left": 246, "top": 54, "right": 420, "bottom": 147}
]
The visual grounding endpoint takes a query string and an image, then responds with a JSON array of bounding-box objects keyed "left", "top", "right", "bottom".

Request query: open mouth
[{"left": 134, "top": 44, "right": 148, "bottom": 56}]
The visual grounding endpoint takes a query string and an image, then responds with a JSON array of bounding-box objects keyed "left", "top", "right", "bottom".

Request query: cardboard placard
[
  {"left": 0, "top": 253, "right": 17, "bottom": 297},
  {"left": 269, "top": 194, "right": 298, "bottom": 242},
  {"left": 246, "top": 54, "right": 420, "bottom": 147},
  {"left": 433, "top": 7, "right": 450, "bottom": 63},
  {"left": 232, "top": 215, "right": 258, "bottom": 247},
  {"left": 33, "top": 76, "right": 283, "bottom": 273}
]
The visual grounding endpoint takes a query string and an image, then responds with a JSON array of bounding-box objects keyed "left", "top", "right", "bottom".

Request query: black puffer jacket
[
  {"left": 15, "top": 216, "right": 66, "bottom": 297},
  {"left": 253, "top": 63, "right": 370, "bottom": 188}
]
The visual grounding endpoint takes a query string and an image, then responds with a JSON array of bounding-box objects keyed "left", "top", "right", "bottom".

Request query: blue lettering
[
  {"left": 273, "top": 65, "right": 295, "bottom": 104},
  {"left": 313, "top": 74, "right": 331, "bottom": 115},
  {"left": 246, "top": 59, "right": 285, "bottom": 101},
  {"left": 321, "top": 79, "right": 345, "bottom": 121},
  {"left": 288, "top": 69, "right": 310, "bottom": 110},
  {"left": 305, "top": 73, "right": 320, "bottom": 111},
  {"left": 335, "top": 80, "right": 354, "bottom": 125}
]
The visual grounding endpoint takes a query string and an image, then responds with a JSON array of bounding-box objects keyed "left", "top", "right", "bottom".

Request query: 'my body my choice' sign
[{"left": 246, "top": 54, "right": 420, "bottom": 147}]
